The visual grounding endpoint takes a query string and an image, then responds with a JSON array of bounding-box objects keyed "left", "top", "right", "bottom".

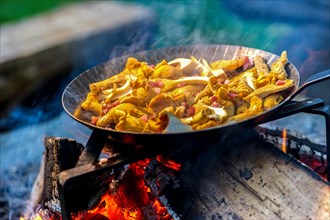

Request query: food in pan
[{"left": 74, "top": 51, "right": 294, "bottom": 133}]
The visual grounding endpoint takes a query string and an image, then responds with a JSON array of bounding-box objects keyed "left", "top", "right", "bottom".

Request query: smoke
[
  {"left": 132, "top": 0, "right": 265, "bottom": 59},
  {"left": 145, "top": 0, "right": 329, "bottom": 73},
  {"left": 143, "top": 0, "right": 329, "bottom": 102}
]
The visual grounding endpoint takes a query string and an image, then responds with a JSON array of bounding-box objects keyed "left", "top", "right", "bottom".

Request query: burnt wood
[
  {"left": 25, "top": 137, "right": 83, "bottom": 219},
  {"left": 256, "top": 126, "right": 327, "bottom": 154},
  {"left": 145, "top": 130, "right": 330, "bottom": 220},
  {"left": 256, "top": 104, "right": 330, "bottom": 180},
  {"left": 32, "top": 129, "right": 329, "bottom": 220},
  {"left": 304, "top": 105, "right": 330, "bottom": 180},
  {"left": 256, "top": 126, "right": 328, "bottom": 179},
  {"left": 58, "top": 147, "right": 152, "bottom": 220}
]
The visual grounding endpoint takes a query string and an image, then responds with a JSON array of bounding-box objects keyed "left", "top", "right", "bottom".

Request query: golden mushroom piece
[{"left": 75, "top": 51, "right": 293, "bottom": 133}]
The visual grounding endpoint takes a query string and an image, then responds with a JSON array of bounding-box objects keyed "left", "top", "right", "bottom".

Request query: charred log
[
  {"left": 26, "top": 127, "right": 329, "bottom": 220},
  {"left": 145, "top": 130, "right": 330, "bottom": 220},
  {"left": 25, "top": 137, "right": 84, "bottom": 218},
  {"left": 255, "top": 126, "right": 328, "bottom": 178},
  {"left": 256, "top": 126, "right": 326, "bottom": 154}
]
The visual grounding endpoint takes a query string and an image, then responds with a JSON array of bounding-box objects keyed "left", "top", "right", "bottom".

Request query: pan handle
[
  {"left": 75, "top": 130, "right": 108, "bottom": 167},
  {"left": 264, "top": 97, "right": 324, "bottom": 123},
  {"left": 289, "top": 69, "right": 330, "bottom": 101}
]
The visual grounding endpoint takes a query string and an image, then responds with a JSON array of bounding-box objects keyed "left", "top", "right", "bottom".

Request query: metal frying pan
[{"left": 62, "top": 44, "right": 329, "bottom": 158}]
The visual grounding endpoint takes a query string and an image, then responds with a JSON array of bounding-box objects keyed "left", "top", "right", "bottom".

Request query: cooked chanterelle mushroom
[
  {"left": 168, "top": 58, "right": 200, "bottom": 76},
  {"left": 75, "top": 51, "right": 293, "bottom": 133}
]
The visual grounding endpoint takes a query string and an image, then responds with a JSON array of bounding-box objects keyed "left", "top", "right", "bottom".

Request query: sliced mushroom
[
  {"left": 168, "top": 58, "right": 199, "bottom": 75},
  {"left": 243, "top": 70, "right": 257, "bottom": 90},
  {"left": 180, "top": 105, "right": 227, "bottom": 125},
  {"left": 254, "top": 55, "right": 270, "bottom": 76},
  {"left": 103, "top": 75, "right": 137, "bottom": 101},
  {"left": 161, "top": 76, "right": 209, "bottom": 92},
  {"left": 243, "top": 79, "right": 293, "bottom": 102},
  {"left": 270, "top": 51, "right": 288, "bottom": 80}
]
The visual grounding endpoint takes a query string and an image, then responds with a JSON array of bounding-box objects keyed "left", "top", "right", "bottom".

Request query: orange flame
[
  {"left": 72, "top": 158, "right": 172, "bottom": 220},
  {"left": 152, "top": 199, "right": 167, "bottom": 216},
  {"left": 156, "top": 155, "right": 182, "bottom": 171},
  {"left": 281, "top": 129, "right": 287, "bottom": 153}
]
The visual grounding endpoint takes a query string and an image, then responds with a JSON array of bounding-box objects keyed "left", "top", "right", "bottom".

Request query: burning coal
[{"left": 71, "top": 158, "right": 178, "bottom": 220}]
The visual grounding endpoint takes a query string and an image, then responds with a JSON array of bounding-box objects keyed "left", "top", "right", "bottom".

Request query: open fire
[
  {"left": 20, "top": 116, "right": 329, "bottom": 220},
  {"left": 71, "top": 158, "right": 174, "bottom": 220},
  {"left": 257, "top": 124, "right": 328, "bottom": 180},
  {"left": 281, "top": 129, "right": 287, "bottom": 154},
  {"left": 24, "top": 155, "right": 180, "bottom": 220},
  {"left": 70, "top": 156, "right": 182, "bottom": 220},
  {"left": 280, "top": 128, "right": 328, "bottom": 180}
]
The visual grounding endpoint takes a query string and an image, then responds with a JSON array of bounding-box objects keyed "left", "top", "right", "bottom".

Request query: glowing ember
[
  {"left": 152, "top": 199, "right": 167, "bottom": 216},
  {"left": 20, "top": 208, "right": 61, "bottom": 220},
  {"left": 281, "top": 129, "right": 287, "bottom": 153},
  {"left": 156, "top": 155, "right": 182, "bottom": 171},
  {"left": 300, "top": 154, "right": 327, "bottom": 180},
  {"left": 71, "top": 158, "right": 172, "bottom": 220}
]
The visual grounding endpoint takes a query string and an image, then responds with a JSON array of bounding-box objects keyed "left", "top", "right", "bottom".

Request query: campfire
[
  {"left": 25, "top": 137, "right": 181, "bottom": 220},
  {"left": 23, "top": 113, "right": 329, "bottom": 220},
  {"left": 71, "top": 158, "right": 172, "bottom": 220}
]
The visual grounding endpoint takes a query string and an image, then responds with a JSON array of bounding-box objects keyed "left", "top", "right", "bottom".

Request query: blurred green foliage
[{"left": 0, "top": 0, "right": 76, "bottom": 24}]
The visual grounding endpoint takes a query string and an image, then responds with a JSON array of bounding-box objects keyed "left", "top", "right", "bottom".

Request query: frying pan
[{"left": 62, "top": 44, "right": 329, "bottom": 161}]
